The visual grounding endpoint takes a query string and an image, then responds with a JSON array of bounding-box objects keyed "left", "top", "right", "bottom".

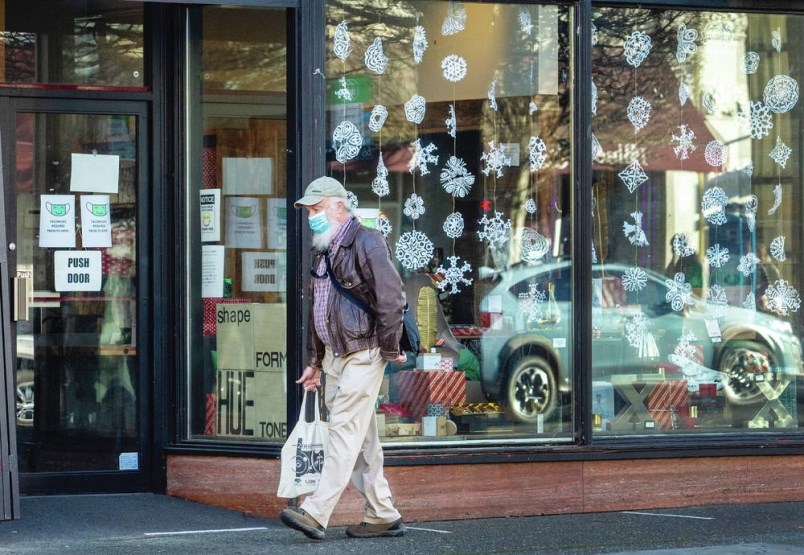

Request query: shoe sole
[
  {"left": 346, "top": 527, "right": 406, "bottom": 539},
  {"left": 280, "top": 511, "right": 326, "bottom": 540}
]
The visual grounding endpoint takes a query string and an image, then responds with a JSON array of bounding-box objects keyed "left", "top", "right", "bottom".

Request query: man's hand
[
  {"left": 297, "top": 366, "right": 322, "bottom": 391},
  {"left": 391, "top": 352, "right": 407, "bottom": 365}
]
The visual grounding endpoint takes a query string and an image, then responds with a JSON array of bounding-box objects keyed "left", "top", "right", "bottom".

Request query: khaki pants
[{"left": 300, "top": 347, "right": 401, "bottom": 528}]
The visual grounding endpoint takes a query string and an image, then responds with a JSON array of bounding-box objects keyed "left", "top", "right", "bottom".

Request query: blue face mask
[{"left": 308, "top": 211, "right": 331, "bottom": 234}]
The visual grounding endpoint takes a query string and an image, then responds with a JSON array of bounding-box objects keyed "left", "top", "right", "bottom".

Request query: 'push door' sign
[{"left": 54, "top": 251, "right": 102, "bottom": 291}]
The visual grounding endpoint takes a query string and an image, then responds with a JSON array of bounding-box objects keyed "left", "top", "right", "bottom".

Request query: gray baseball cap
[{"left": 294, "top": 176, "right": 348, "bottom": 208}]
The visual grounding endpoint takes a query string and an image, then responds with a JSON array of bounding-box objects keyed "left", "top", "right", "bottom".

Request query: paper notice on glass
[
  {"left": 266, "top": 198, "right": 287, "bottom": 249},
  {"left": 223, "top": 157, "right": 273, "bottom": 195},
  {"left": 200, "top": 189, "right": 221, "bottom": 242},
  {"left": 225, "top": 197, "right": 262, "bottom": 249},
  {"left": 69, "top": 153, "right": 120, "bottom": 193},
  {"left": 202, "top": 245, "right": 225, "bottom": 298},
  {"left": 242, "top": 251, "right": 286, "bottom": 292},
  {"left": 54, "top": 251, "right": 102, "bottom": 291},
  {"left": 79, "top": 195, "right": 112, "bottom": 248},
  {"left": 39, "top": 195, "right": 76, "bottom": 248}
]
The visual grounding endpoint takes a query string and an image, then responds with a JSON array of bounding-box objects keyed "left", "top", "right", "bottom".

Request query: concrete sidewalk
[{"left": 1, "top": 493, "right": 803, "bottom": 554}]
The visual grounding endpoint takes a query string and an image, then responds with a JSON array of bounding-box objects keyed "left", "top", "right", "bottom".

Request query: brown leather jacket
[{"left": 307, "top": 217, "right": 405, "bottom": 368}]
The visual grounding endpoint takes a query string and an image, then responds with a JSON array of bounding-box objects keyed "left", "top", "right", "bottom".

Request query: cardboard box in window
[
  {"left": 416, "top": 352, "right": 442, "bottom": 370},
  {"left": 395, "top": 370, "right": 466, "bottom": 418},
  {"left": 385, "top": 422, "right": 421, "bottom": 437}
]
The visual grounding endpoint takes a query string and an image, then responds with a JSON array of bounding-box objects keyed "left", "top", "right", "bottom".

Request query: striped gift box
[
  {"left": 396, "top": 370, "right": 466, "bottom": 419},
  {"left": 646, "top": 379, "right": 689, "bottom": 430}
]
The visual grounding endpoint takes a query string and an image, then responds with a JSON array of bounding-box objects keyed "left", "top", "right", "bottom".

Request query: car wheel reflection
[
  {"left": 16, "top": 370, "right": 34, "bottom": 426},
  {"left": 505, "top": 355, "right": 557, "bottom": 423},
  {"left": 718, "top": 340, "right": 777, "bottom": 406}
]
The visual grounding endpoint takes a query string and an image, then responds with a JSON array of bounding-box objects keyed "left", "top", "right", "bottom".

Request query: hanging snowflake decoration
[
  {"left": 743, "top": 292, "right": 756, "bottom": 312},
  {"left": 529, "top": 136, "right": 547, "bottom": 172},
  {"left": 676, "top": 23, "right": 698, "bottom": 63},
  {"left": 702, "top": 186, "right": 728, "bottom": 226},
  {"left": 591, "top": 23, "right": 598, "bottom": 46},
  {"left": 624, "top": 312, "right": 650, "bottom": 349},
  {"left": 441, "top": 1, "right": 467, "bottom": 36},
  {"left": 703, "top": 90, "right": 717, "bottom": 114},
  {"left": 769, "top": 137, "right": 792, "bottom": 168},
  {"left": 704, "top": 140, "right": 727, "bottom": 167},
  {"left": 772, "top": 27, "right": 782, "bottom": 52},
  {"left": 333, "top": 21, "right": 352, "bottom": 61},
  {"left": 737, "top": 252, "right": 760, "bottom": 276},
  {"left": 481, "top": 141, "right": 512, "bottom": 178},
  {"left": 672, "top": 233, "right": 695, "bottom": 257},
  {"left": 364, "top": 37, "right": 388, "bottom": 74},
  {"left": 413, "top": 25, "right": 428, "bottom": 64},
  {"left": 766, "top": 279, "right": 801, "bottom": 316},
  {"left": 705, "top": 244, "right": 730, "bottom": 268},
  {"left": 477, "top": 211, "right": 512, "bottom": 248},
  {"left": 770, "top": 236, "right": 787, "bottom": 261},
  {"left": 443, "top": 212, "right": 464, "bottom": 239},
  {"left": 764, "top": 75, "right": 799, "bottom": 113},
  {"left": 707, "top": 284, "right": 729, "bottom": 319},
  {"left": 404, "top": 94, "right": 426, "bottom": 124},
  {"left": 436, "top": 256, "right": 473, "bottom": 295},
  {"left": 742, "top": 161, "right": 754, "bottom": 177},
  {"left": 395, "top": 230, "right": 434, "bottom": 270},
  {"left": 520, "top": 228, "right": 550, "bottom": 263},
  {"left": 441, "top": 54, "right": 468, "bottom": 82},
  {"left": 768, "top": 184, "right": 782, "bottom": 216},
  {"left": 368, "top": 105, "right": 388, "bottom": 133},
  {"left": 591, "top": 242, "right": 598, "bottom": 264},
  {"left": 591, "top": 80, "right": 598, "bottom": 116},
  {"left": 378, "top": 215, "right": 392, "bottom": 238},
  {"left": 346, "top": 191, "right": 358, "bottom": 210},
  {"left": 371, "top": 156, "right": 389, "bottom": 197},
  {"left": 627, "top": 96, "right": 652, "bottom": 132},
  {"left": 529, "top": 102, "right": 538, "bottom": 115},
  {"left": 743, "top": 51, "right": 760, "bottom": 74},
  {"left": 519, "top": 283, "right": 546, "bottom": 321},
  {"left": 487, "top": 77, "right": 498, "bottom": 111},
  {"left": 440, "top": 156, "right": 475, "bottom": 197},
  {"left": 518, "top": 6, "right": 533, "bottom": 35},
  {"left": 409, "top": 139, "right": 439, "bottom": 176},
  {"left": 618, "top": 160, "right": 648, "bottom": 193},
  {"left": 623, "top": 211, "right": 649, "bottom": 247},
  {"left": 665, "top": 272, "right": 694, "bottom": 311},
  {"left": 332, "top": 121, "right": 363, "bottom": 163},
  {"left": 703, "top": 19, "right": 734, "bottom": 43},
  {"left": 624, "top": 31, "right": 652, "bottom": 67},
  {"left": 679, "top": 82, "right": 690, "bottom": 106},
  {"left": 592, "top": 134, "right": 603, "bottom": 161},
  {"left": 671, "top": 124, "right": 696, "bottom": 160},
  {"left": 737, "top": 101, "right": 773, "bottom": 140},
  {"left": 445, "top": 104, "right": 457, "bottom": 138},
  {"left": 744, "top": 194, "right": 758, "bottom": 232},
  {"left": 673, "top": 330, "right": 698, "bottom": 364},
  {"left": 403, "top": 194, "right": 424, "bottom": 220},
  {"left": 622, "top": 267, "right": 648, "bottom": 292},
  {"left": 525, "top": 198, "right": 537, "bottom": 214},
  {"left": 334, "top": 76, "right": 353, "bottom": 102}
]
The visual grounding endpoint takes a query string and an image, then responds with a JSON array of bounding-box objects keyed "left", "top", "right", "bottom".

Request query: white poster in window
[
  {"left": 79, "top": 195, "right": 112, "bottom": 248},
  {"left": 225, "top": 197, "right": 262, "bottom": 249},
  {"left": 54, "top": 250, "right": 102, "bottom": 291},
  {"left": 242, "top": 252, "right": 286, "bottom": 292},
  {"left": 266, "top": 198, "right": 287, "bottom": 249},
  {"left": 200, "top": 189, "right": 221, "bottom": 243},
  {"left": 39, "top": 195, "right": 76, "bottom": 248},
  {"left": 202, "top": 245, "right": 225, "bottom": 298},
  {"left": 69, "top": 153, "right": 120, "bottom": 193},
  {"left": 222, "top": 157, "right": 273, "bottom": 195}
]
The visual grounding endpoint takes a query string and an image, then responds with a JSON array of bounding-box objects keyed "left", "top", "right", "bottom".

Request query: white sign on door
[
  {"left": 39, "top": 195, "right": 76, "bottom": 248},
  {"left": 80, "top": 195, "right": 112, "bottom": 248},
  {"left": 54, "top": 251, "right": 102, "bottom": 291}
]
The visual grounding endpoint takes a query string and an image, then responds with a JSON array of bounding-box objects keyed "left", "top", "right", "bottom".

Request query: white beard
[{"left": 311, "top": 220, "right": 341, "bottom": 252}]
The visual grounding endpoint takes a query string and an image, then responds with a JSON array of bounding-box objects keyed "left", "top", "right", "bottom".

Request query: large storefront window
[
  {"left": 592, "top": 8, "right": 804, "bottom": 435},
  {"left": 326, "top": 1, "right": 574, "bottom": 442},
  {"left": 186, "top": 7, "right": 288, "bottom": 441}
]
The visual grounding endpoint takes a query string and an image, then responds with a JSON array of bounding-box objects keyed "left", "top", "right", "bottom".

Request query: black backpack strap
[{"left": 325, "top": 252, "right": 376, "bottom": 317}]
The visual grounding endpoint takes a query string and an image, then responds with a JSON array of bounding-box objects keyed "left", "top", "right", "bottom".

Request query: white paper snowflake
[
  {"left": 403, "top": 194, "right": 424, "bottom": 220},
  {"left": 372, "top": 156, "right": 389, "bottom": 197},
  {"left": 618, "top": 160, "right": 648, "bottom": 193},
  {"left": 333, "top": 121, "right": 362, "bottom": 163},
  {"left": 441, "top": 54, "right": 467, "bottom": 82},
  {"left": 592, "top": 134, "right": 603, "bottom": 160},
  {"left": 671, "top": 124, "right": 696, "bottom": 160},
  {"left": 519, "top": 6, "right": 533, "bottom": 35},
  {"left": 702, "top": 186, "right": 728, "bottom": 226},
  {"left": 676, "top": 23, "right": 698, "bottom": 63},
  {"left": 673, "top": 330, "right": 698, "bottom": 363},
  {"left": 346, "top": 191, "right": 358, "bottom": 210},
  {"left": 368, "top": 105, "right": 388, "bottom": 133},
  {"left": 529, "top": 136, "right": 547, "bottom": 172},
  {"left": 766, "top": 279, "right": 801, "bottom": 316},
  {"left": 743, "top": 292, "right": 756, "bottom": 312},
  {"left": 768, "top": 184, "right": 782, "bottom": 216},
  {"left": 624, "top": 312, "right": 650, "bottom": 349},
  {"left": 742, "top": 161, "right": 754, "bottom": 177},
  {"left": 704, "top": 140, "right": 727, "bottom": 167},
  {"left": 679, "top": 82, "right": 690, "bottom": 106},
  {"left": 737, "top": 252, "right": 760, "bottom": 276},
  {"left": 409, "top": 139, "right": 439, "bottom": 176},
  {"left": 624, "top": 31, "right": 652, "bottom": 67},
  {"left": 770, "top": 236, "right": 786, "bottom": 261},
  {"left": 413, "top": 25, "right": 428, "bottom": 64},
  {"left": 442, "top": 1, "right": 467, "bottom": 36},
  {"left": 622, "top": 267, "right": 648, "bottom": 292},
  {"left": 440, "top": 156, "right": 475, "bottom": 197},
  {"left": 525, "top": 198, "right": 537, "bottom": 214},
  {"left": 623, "top": 211, "right": 649, "bottom": 247},
  {"left": 520, "top": 228, "right": 549, "bottom": 263},
  {"left": 437, "top": 255, "right": 473, "bottom": 295},
  {"left": 376, "top": 216, "right": 392, "bottom": 238},
  {"left": 703, "top": 90, "right": 717, "bottom": 114},
  {"left": 705, "top": 244, "right": 730, "bottom": 268},
  {"left": 592, "top": 242, "right": 598, "bottom": 263},
  {"left": 481, "top": 141, "right": 512, "bottom": 178},
  {"left": 707, "top": 284, "right": 729, "bottom": 319},
  {"left": 477, "top": 211, "right": 512, "bottom": 248},
  {"left": 769, "top": 137, "right": 792, "bottom": 168},
  {"left": 445, "top": 104, "right": 456, "bottom": 138},
  {"left": 487, "top": 77, "right": 498, "bottom": 111},
  {"left": 703, "top": 20, "right": 734, "bottom": 43},
  {"left": 396, "top": 230, "right": 434, "bottom": 270},
  {"left": 672, "top": 233, "right": 695, "bottom": 257},
  {"left": 364, "top": 37, "right": 388, "bottom": 74},
  {"left": 519, "top": 283, "right": 546, "bottom": 321},
  {"left": 334, "top": 76, "right": 353, "bottom": 102},
  {"left": 404, "top": 94, "right": 426, "bottom": 124},
  {"left": 772, "top": 27, "right": 782, "bottom": 53},
  {"left": 738, "top": 101, "right": 773, "bottom": 140},
  {"left": 627, "top": 96, "right": 652, "bottom": 132},
  {"left": 443, "top": 212, "right": 464, "bottom": 239},
  {"left": 665, "top": 272, "right": 693, "bottom": 311},
  {"left": 333, "top": 21, "right": 352, "bottom": 61},
  {"left": 591, "top": 80, "right": 598, "bottom": 116},
  {"left": 743, "top": 51, "right": 760, "bottom": 74},
  {"left": 529, "top": 101, "right": 538, "bottom": 115},
  {"left": 743, "top": 195, "right": 757, "bottom": 234},
  {"left": 764, "top": 75, "right": 799, "bottom": 114}
]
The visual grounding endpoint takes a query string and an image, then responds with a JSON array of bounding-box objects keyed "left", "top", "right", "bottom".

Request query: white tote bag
[{"left": 277, "top": 391, "right": 328, "bottom": 498}]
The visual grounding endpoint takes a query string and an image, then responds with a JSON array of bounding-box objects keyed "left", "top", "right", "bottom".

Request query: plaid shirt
[{"left": 312, "top": 218, "right": 353, "bottom": 349}]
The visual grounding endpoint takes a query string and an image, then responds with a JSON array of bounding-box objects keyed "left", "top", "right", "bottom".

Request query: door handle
[{"left": 13, "top": 276, "right": 29, "bottom": 321}]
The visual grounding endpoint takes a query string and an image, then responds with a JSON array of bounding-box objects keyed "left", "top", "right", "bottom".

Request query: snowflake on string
[
  {"left": 742, "top": 161, "right": 754, "bottom": 177},
  {"left": 346, "top": 191, "right": 358, "bottom": 210},
  {"left": 745, "top": 194, "right": 758, "bottom": 231},
  {"left": 442, "top": 1, "right": 467, "bottom": 36},
  {"left": 332, "top": 121, "right": 363, "bottom": 163},
  {"left": 764, "top": 75, "right": 799, "bottom": 114},
  {"left": 368, "top": 105, "right": 388, "bottom": 133},
  {"left": 443, "top": 212, "right": 464, "bottom": 239},
  {"left": 372, "top": 156, "right": 389, "bottom": 197},
  {"left": 703, "top": 90, "right": 717, "bottom": 114},
  {"left": 623, "top": 211, "right": 649, "bottom": 247},
  {"left": 627, "top": 96, "right": 652, "bottom": 132},
  {"left": 737, "top": 252, "right": 760, "bottom": 276},
  {"left": 772, "top": 27, "right": 782, "bottom": 52},
  {"left": 671, "top": 124, "right": 696, "bottom": 160},
  {"left": 441, "top": 54, "right": 468, "bottom": 82},
  {"left": 378, "top": 216, "right": 392, "bottom": 238},
  {"left": 702, "top": 186, "right": 728, "bottom": 226},
  {"left": 529, "top": 102, "right": 538, "bottom": 115},
  {"left": 413, "top": 25, "right": 428, "bottom": 64},
  {"left": 624, "top": 30, "right": 652, "bottom": 67},
  {"left": 487, "top": 77, "right": 498, "bottom": 111},
  {"left": 738, "top": 101, "right": 773, "bottom": 140},
  {"left": 673, "top": 330, "right": 698, "bottom": 363},
  {"left": 525, "top": 198, "right": 537, "bottom": 214},
  {"left": 409, "top": 139, "right": 439, "bottom": 176},
  {"left": 436, "top": 256, "right": 473, "bottom": 295},
  {"left": 624, "top": 312, "right": 650, "bottom": 349},
  {"left": 519, "top": 284, "right": 546, "bottom": 321},
  {"left": 743, "top": 292, "right": 756, "bottom": 312},
  {"left": 481, "top": 141, "right": 512, "bottom": 178},
  {"left": 743, "top": 51, "right": 760, "bottom": 74},
  {"left": 396, "top": 230, "right": 434, "bottom": 270},
  {"left": 769, "top": 137, "right": 792, "bottom": 168},
  {"left": 529, "top": 136, "right": 547, "bottom": 172},
  {"left": 521, "top": 229, "right": 550, "bottom": 263},
  {"left": 703, "top": 20, "right": 734, "bottom": 43},
  {"left": 591, "top": 23, "right": 598, "bottom": 46},
  {"left": 622, "top": 267, "right": 648, "bottom": 292},
  {"left": 707, "top": 284, "right": 729, "bottom": 319},
  {"left": 676, "top": 23, "right": 698, "bottom": 63},
  {"left": 672, "top": 233, "right": 695, "bottom": 257},
  {"left": 334, "top": 76, "right": 353, "bottom": 102},
  {"left": 766, "top": 279, "right": 801, "bottom": 316},
  {"left": 678, "top": 82, "right": 690, "bottom": 106},
  {"left": 592, "top": 134, "right": 603, "bottom": 160},
  {"left": 768, "top": 184, "right": 782, "bottom": 215},
  {"left": 591, "top": 80, "right": 598, "bottom": 116},
  {"left": 404, "top": 94, "right": 426, "bottom": 124},
  {"left": 665, "top": 272, "right": 693, "bottom": 311},
  {"left": 445, "top": 104, "right": 456, "bottom": 138},
  {"left": 477, "top": 211, "right": 512, "bottom": 248},
  {"left": 364, "top": 37, "right": 388, "bottom": 74},
  {"left": 770, "top": 236, "right": 786, "bottom": 261},
  {"left": 705, "top": 244, "right": 730, "bottom": 268},
  {"left": 618, "top": 160, "right": 648, "bottom": 193},
  {"left": 704, "top": 140, "right": 727, "bottom": 167},
  {"left": 440, "top": 156, "right": 474, "bottom": 197},
  {"left": 592, "top": 242, "right": 598, "bottom": 264},
  {"left": 518, "top": 6, "right": 533, "bottom": 35},
  {"left": 333, "top": 21, "right": 352, "bottom": 61}
]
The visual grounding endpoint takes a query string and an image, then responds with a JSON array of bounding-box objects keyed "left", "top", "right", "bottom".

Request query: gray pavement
[{"left": 0, "top": 493, "right": 802, "bottom": 554}]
